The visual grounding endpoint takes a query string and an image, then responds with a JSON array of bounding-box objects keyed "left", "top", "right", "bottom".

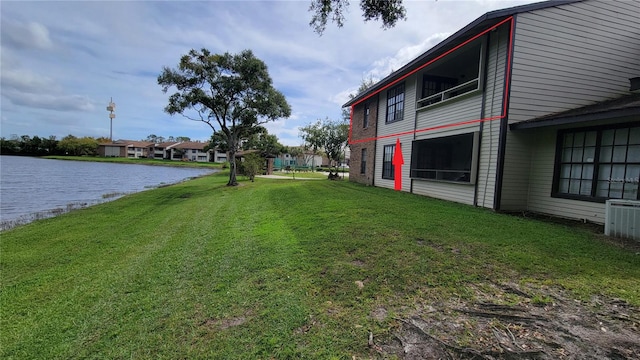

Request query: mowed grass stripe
[{"left": 1, "top": 173, "right": 638, "bottom": 358}]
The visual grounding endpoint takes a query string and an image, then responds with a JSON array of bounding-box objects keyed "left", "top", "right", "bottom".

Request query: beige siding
[
  {"left": 412, "top": 180, "right": 476, "bottom": 205},
  {"left": 525, "top": 127, "right": 605, "bottom": 223},
  {"left": 415, "top": 94, "right": 482, "bottom": 131},
  {"left": 508, "top": 0, "right": 640, "bottom": 123},
  {"left": 500, "top": 132, "right": 533, "bottom": 211}
]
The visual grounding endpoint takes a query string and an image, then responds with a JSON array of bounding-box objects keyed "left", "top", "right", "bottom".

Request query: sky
[{"left": 1, "top": 0, "right": 535, "bottom": 146}]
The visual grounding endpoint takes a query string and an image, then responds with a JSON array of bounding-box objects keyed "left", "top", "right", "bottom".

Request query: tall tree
[
  {"left": 206, "top": 131, "right": 230, "bottom": 154},
  {"left": 243, "top": 128, "right": 286, "bottom": 156},
  {"left": 42, "top": 136, "right": 59, "bottom": 155},
  {"left": 58, "top": 135, "right": 98, "bottom": 156},
  {"left": 309, "top": 0, "right": 407, "bottom": 35},
  {"left": 158, "top": 48, "right": 291, "bottom": 186},
  {"left": 342, "top": 76, "right": 377, "bottom": 122},
  {"left": 300, "top": 118, "right": 349, "bottom": 177},
  {"left": 322, "top": 119, "right": 349, "bottom": 175},
  {"left": 299, "top": 120, "right": 324, "bottom": 162},
  {"left": 146, "top": 134, "right": 158, "bottom": 143}
]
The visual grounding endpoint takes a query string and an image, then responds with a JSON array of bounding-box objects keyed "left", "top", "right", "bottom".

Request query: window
[
  {"left": 360, "top": 148, "right": 367, "bottom": 174},
  {"left": 553, "top": 125, "right": 639, "bottom": 201},
  {"left": 363, "top": 103, "right": 370, "bottom": 128},
  {"left": 410, "top": 133, "right": 476, "bottom": 183},
  {"left": 386, "top": 83, "right": 404, "bottom": 123},
  {"left": 382, "top": 144, "right": 395, "bottom": 179}
]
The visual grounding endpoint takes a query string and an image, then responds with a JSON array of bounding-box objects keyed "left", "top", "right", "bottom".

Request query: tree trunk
[{"left": 227, "top": 137, "right": 239, "bottom": 186}]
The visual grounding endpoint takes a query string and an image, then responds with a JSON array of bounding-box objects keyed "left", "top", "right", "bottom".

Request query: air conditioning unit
[{"left": 605, "top": 199, "right": 640, "bottom": 240}]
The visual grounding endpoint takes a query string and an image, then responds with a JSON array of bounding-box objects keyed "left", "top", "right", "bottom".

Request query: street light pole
[{"left": 106, "top": 97, "right": 116, "bottom": 141}]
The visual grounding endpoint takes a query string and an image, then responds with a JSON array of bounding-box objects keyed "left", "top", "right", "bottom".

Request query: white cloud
[
  {"left": 1, "top": 65, "right": 94, "bottom": 112},
  {"left": 4, "top": 91, "right": 94, "bottom": 112},
  {"left": 329, "top": 86, "right": 360, "bottom": 107},
  {"left": 2, "top": 20, "right": 53, "bottom": 50},
  {"left": 1, "top": 68, "right": 60, "bottom": 94},
  {"left": 366, "top": 32, "right": 450, "bottom": 80}
]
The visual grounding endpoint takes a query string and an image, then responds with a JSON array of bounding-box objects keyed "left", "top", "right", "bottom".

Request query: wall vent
[{"left": 605, "top": 199, "right": 640, "bottom": 240}]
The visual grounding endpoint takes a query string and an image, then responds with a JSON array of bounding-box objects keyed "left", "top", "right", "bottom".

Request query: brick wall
[{"left": 349, "top": 96, "right": 378, "bottom": 186}]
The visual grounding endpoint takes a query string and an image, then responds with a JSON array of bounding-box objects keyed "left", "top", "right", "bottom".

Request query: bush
[{"left": 239, "top": 153, "right": 263, "bottom": 182}]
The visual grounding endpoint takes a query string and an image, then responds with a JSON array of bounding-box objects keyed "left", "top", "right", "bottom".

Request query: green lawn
[{"left": 2, "top": 173, "right": 638, "bottom": 358}]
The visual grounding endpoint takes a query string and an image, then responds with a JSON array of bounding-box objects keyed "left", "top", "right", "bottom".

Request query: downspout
[
  {"left": 493, "top": 16, "right": 517, "bottom": 211},
  {"left": 474, "top": 32, "right": 491, "bottom": 207},
  {"left": 411, "top": 77, "right": 420, "bottom": 194},
  {"left": 372, "top": 96, "right": 378, "bottom": 187}
]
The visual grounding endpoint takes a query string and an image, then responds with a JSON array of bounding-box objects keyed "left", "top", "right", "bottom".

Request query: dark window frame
[
  {"left": 360, "top": 148, "right": 367, "bottom": 174},
  {"left": 385, "top": 83, "right": 405, "bottom": 124},
  {"left": 382, "top": 144, "right": 395, "bottom": 180},
  {"left": 552, "top": 123, "right": 640, "bottom": 203},
  {"left": 363, "top": 103, "right": 370, "bottom": 128}
]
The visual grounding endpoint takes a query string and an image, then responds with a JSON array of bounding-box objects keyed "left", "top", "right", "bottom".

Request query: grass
[
  {"left": 43, "top": 155, "right": 223, "bottom": 169},
  {"left": 2, "top": 173, "right": 638, "bottom": 358}
]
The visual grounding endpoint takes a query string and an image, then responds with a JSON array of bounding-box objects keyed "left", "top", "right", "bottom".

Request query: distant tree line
[
  {"left": 144, "top": 134, "right": 192, "bottom": 143},
  {"left": 0, "top": 135, "right": 109, "bottom": 156},
  {"left": 1, "top": 134, "right": 199, "bottom": 157}
]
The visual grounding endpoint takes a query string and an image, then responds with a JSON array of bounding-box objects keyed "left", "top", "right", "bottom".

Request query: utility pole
[{"left": 106, "top": 98, "right": 116, "bottom": 141}]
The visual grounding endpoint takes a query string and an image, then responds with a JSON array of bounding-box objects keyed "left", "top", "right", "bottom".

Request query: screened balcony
[{"left": 416, "top": 39, "right": 483, "bottom": 110}]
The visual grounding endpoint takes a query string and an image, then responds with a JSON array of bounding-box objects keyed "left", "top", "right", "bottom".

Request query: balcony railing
[{"left": 416, "top": 78, "right": 479, "bottom": 110}]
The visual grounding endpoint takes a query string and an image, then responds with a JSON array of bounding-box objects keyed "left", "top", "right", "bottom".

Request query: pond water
[{"left": 0, "top": 156, "right": 217, "bottom": 230}]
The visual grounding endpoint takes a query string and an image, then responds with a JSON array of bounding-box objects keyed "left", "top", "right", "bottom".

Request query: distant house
[
  {"left": 99, "top": 139, "right": 227, "bottom": 163},
  {"left": 98, "top": 142, "right": 127, "bottom": 157},
  {"left": 345, "top": 0, "right": 639, "bottom": 226},
  {"left": 165, "top": 141, "right": 211, "bottom": 162},
  {"left": 274, "top": 148, "right": 324, "bottom": 170},
  {"left": 126, "top": 141, "right": 154, "bottom": 158},
  {"left": 98, "top": 140, "right": 153, "bottom": 158},
  {"left": 151, "top": 141, "right": 179, "bottom": 159}
]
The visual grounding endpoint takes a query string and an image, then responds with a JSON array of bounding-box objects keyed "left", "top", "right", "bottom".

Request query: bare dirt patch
[
  {"left": 201, "top": 315, "right": 249, "bottom": 330},
  {"left": 372, "top": 282, "right": 640, "bottom": 359}
]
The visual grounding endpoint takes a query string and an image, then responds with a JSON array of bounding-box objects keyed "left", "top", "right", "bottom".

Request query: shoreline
[{"left": 40, "top": 155, "right": 223, "bottom": 169}]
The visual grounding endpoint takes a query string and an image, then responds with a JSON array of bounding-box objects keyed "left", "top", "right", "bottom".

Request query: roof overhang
[{"left": 510, "top": 94, "right": 640, "bottom": 130}]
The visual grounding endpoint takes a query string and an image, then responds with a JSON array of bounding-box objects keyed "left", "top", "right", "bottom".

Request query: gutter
[{"left": 474, "top": 32, "right": 492, "bottom": 207}]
